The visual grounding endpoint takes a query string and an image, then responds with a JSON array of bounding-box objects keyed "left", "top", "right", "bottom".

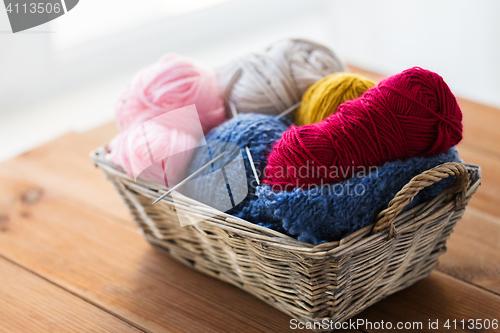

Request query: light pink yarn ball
[
  {"left": 107, "top": 119, "right": 198, "bottom": 187},
  {"left": 116, "top": 54, "right": 226, "bottom": 133}
]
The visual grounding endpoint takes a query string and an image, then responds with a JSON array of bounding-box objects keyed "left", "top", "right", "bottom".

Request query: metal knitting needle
[
  {"left": 229, "top": 102, "right": 260, "bottom": 184},
  {"left": 229, "top": 101, "right": 239, "bottom": 119},
  {"left": 243, "top": 102, "right": 301, "bottom": 185},
  {"left": 275, "top": 101, "right": 301, "bottom": 120},
  {"left": 224, "top": 68, "right": 243, "bottom": 100},
  {"left": 220, "top": 102, "right": 261, "bottom": 186},
  {"left": 152, "top": 151, "right": 226, "bottom": 205},
  {"left": 245, "top": 146, "right": 260, "bottom": 185}
]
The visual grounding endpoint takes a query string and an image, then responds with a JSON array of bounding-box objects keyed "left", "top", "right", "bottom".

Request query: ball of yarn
[
  {"left": 295, "top": 72, "right": 376, "bottom": 125},
  {"left": 218, "top": 39, "right": 345, "bottom": 118},
  {"left": 264, "top": 67, "right": 463, "bottom": 187},
  {"left": 115, "top": 54, "right": 226, "bottom": 133},
  {"left": 184, "top": 114, "right": 290, "bottom": 217},
  {"left": 248, "top": 148, "right": 460, "bottom": 244},
  {"left": 107, "top": 110, "right": 202, "bottom": 186}
]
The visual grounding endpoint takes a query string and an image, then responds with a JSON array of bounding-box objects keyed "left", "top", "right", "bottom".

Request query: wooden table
[{"left": 0, "top": 67, "right": 499, "bottom": 332}]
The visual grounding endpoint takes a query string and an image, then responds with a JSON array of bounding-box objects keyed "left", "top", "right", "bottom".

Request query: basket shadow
[
  {"left": 353, "top": 272, "right": 464, "bottom": 328},
  {"left": 124, "top": 244, "right": 294, "bottom": 332}
]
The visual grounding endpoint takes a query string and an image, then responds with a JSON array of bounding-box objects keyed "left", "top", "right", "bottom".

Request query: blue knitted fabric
[
  {"left": 185, "top": 113, "right": 290, "bottom": 217},
  {"left": 242, "top": 148, "right": 460, "bottom": 244}
]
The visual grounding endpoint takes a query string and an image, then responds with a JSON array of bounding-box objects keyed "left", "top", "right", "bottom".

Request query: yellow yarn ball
[{"left": 295, "top": 72, "right": 376, "bottom": 125}]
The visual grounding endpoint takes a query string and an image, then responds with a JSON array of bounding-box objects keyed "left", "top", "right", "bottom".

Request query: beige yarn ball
[{"left": 217, "top": 39, "right": 345, "bottom": 118}]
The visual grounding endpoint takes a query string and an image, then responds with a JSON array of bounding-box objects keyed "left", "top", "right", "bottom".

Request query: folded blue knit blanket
[{"left": 238, "top": 148, "right": 460, "bottom": 244}]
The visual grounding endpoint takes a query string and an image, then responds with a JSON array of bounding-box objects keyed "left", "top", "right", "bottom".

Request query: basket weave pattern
[{"left": 92, "top": 148, "right": 481, "bottom": 324}]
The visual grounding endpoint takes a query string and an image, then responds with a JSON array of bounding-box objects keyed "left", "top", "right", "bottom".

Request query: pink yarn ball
[
  {"left": 108, "top": 107, "right": 204, "bottom": 186},
  {"left": 115, "top": 54, "right": 226, "bottom": 133},
  {"left": 107, "top": 124, "right": 198, "bottom": 187}
]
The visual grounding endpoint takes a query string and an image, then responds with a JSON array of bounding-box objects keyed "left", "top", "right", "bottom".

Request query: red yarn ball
[{"left": 264, "top": 67, "right": 463, "bottom": 187}]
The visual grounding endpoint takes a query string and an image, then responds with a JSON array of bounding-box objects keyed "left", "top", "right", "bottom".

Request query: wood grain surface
[
  {"left": 0, "top": 66, "right": 498, "bottom": 332},
  {"left": 0, "top": 258, "right": 141, "bottom": 333}
]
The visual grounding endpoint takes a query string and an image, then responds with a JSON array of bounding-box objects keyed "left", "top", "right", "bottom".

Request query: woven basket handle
[{"left": 372, "top": 162, "right": 469, "bottom": 238}]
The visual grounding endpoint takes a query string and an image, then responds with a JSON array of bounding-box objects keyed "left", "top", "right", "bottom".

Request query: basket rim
[{"left": 91, "top": 146, "right": 481, "bottom": 255}]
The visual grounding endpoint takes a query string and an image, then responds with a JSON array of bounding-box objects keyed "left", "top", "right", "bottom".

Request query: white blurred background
[{"left": 1, "top": 0, "right": 499, "bottom": 161}]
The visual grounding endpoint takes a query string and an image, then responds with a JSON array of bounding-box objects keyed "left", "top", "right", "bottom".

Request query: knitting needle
[
  {"left": 245, "top": 146, "right": 260, "bottom": 185},
  {"left": 229, "top": 101, "right": 238, "bottom": 119},
  {"left": 224, "top": 68, "right": 243, "bottom": 100},
  {"left": 152, "top": 151, "right": 226, "bottom": 205},
  {"left": 275, "top": 101, "right": 301, "bottom": 120},
  {"left": 241, "top": 102, "right": 301, "bottom": 185},
  {"left": 224, "top": 69, "right": 242, "bottom": 119},
  {"left": 243, "top": 100, "right": 298, "bottom": 183},
  {"left": 227, "top": 102, "right": 261, "bottom": 185},
  {"left": 155, "top": 101, "right": 300, "bottom": 203}
]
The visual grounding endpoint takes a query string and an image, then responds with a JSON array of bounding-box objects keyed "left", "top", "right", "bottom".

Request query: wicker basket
[{"left": 91, "top": 147, "right": 481, "bottom": 326}]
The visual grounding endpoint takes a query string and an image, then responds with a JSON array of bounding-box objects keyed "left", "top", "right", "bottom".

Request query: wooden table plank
[
  {"left": 0, "top": 131, "right": 132, "bottom": 226},
  {"left": 458, "top": 145, "right": 500, "bottom": 219},
  {"left": 457, "top": 97, "right": 500, "bottom": 158},
  {"left": 354, "top": 271, "right": 500, "bottom": 333},
  {"left": 1, "top": 173, "right": 499, "bottom": 332},
  {"left": 0, "top": 176, "right": 312, "bottom": 333},
  {"left": 0, "top": 257, "right": 141, "bottom": 333},
  {"left": 438, "top": 207, "right": 500, "bottom": 295}
]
